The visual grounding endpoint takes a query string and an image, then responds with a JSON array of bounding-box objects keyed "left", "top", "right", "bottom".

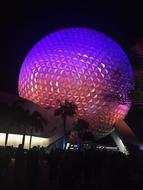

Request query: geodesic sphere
[{"left": 18, "top": 27, "right": 134, "bottom": 138}]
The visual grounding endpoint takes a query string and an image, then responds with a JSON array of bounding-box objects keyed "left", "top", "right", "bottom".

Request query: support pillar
[{"left": 111, "top": 131, "right": 129, "bottom": 155}]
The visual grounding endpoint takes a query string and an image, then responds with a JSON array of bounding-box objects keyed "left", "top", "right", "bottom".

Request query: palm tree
[
  {"left": 0, "top": 100, "right": 25, "bottom": 146},
  {"left": 0, "top": 100, "right": 47, "bottom": 148},
  {"left": 11, "top": 100, "right": 29, "bottom": 147},
  {"left": 11, "top": 100, "right": 48, "bottom": 149},
  {"left": 73, "top": 118, "right": 94, "bottom": 144},
  {"left": 21, "top": 110, "right": 31, "bottom": 147},
  {"left": 73, "top": 118, "right": 89, "bottom": 132},
  {"left": 0, "top": 103, "right": 14, "bottom": 146},
  {"left": 29, "top": 111, "right": 47, "bottom": 149},
  {"left": 54, "top": 99, "right": 77, "bottom": 149},
  {"left": 4, "top": 106, "right": 15, "bottom": 146}
]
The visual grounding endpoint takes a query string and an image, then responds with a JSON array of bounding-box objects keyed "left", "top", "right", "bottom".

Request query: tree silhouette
[
  {"left": 0, "top": 100, "right": 48, "bottom": 148},
  {"left": 73, "top": 118, "right": 94, "bottom": 142},
  {"left": 73, "top": 118, "right": 89, "bottom": 132},
  {"left": 0, "top": 103, "right": 14, "bottom": 146},
  {"left": 54, "top": 99, "right": 77, "bottom": 148},
  {"left": 0, "top": 100, "right": 26, "bottom": 146},
  {"left": 28, "top": 111, "right": 47, "bottom": 149},
  {"left": 13, "top": 102, "right": 30, "bottom": 147},
  {"left": 13, "top": 102, "right": 48, "bottom": 148}
]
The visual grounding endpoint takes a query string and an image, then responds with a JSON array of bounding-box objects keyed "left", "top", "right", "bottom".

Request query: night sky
[{"left": 0, "top": 1, "right": 143, "bottom": 138}]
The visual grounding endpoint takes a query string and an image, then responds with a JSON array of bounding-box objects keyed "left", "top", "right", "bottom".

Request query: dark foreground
[{"left": 0, "top": 145, "right": 142, "bottom": 190}]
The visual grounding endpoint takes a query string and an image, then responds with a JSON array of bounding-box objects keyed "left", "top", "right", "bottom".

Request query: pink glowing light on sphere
[{"left": 18, "top": 28, "right": 134, "bottom": 138}]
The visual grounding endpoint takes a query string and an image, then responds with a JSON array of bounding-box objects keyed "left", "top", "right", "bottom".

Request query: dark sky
[{"left": 0, "top": 0, "right": 143, "bottom": 140}]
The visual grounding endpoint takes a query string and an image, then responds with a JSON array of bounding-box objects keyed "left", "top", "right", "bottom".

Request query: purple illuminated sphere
[{"left": 18, "top": 28, "right": 134, "bottom": 138}]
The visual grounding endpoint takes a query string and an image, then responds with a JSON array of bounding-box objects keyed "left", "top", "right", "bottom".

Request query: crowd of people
[{"left": 0, "top": 144, "right": 142, "bottom": 190}]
